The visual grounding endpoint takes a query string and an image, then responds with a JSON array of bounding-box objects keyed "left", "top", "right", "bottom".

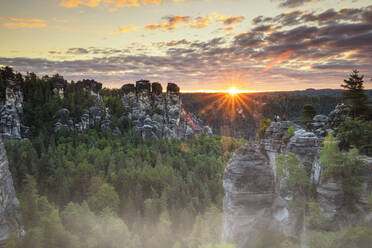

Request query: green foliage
[
  {"left": 305, "top": 201, "right": 331, "bottom": 230},
  {"left": 341, "top": 69, "right": 371, "bottom": 120},
  {"left": 336, "top": 119, "right": 372, "bottom": 155},
  {"left": 306, "top": 224, "right": 372, "bottom": 248},
  {"left": 302, "top": 104, "right": 316, "bottom": 125},
  {"left": 5, "top": 129, "right": 242, "bottom": 248},
  {"left": 284, "top": 125, "right": 295, "bottom": 144},
  {"left": 288, "top": 126, "right": 295, "bottom": 137},
  {"left": 320, "top": 134, "right": 365, "bottom": 206},
  {"left": 101, "top": 88, "right": 124, "bottom": 118},
  {"left": 276, "top": 152, "right": 309, "bottom": 195},
  {"left": 257, "top": 118, "right": 271, "bottom": 140},
  {"left": 253, "top": 226, "right": 298, "bottom": 248}
]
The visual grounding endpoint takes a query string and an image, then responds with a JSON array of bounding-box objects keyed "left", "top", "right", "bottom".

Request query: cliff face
[
  {"left": 222, "top": 119, "right": 372, "bottom": 248},
  {"left": 0, "top": 80, "right": 29, "bottom": 141},
  {"left": 53, "top": 79, "right": 211, "bottom": 139},
  {"left": 0, "top": 139, "right": 23, "bottom": 244},
  {"left": 121, "top": 81, "right": 212, "bottom": 139}
]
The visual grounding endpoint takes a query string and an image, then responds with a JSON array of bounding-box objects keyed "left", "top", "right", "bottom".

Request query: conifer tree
[{"left": 341, "top": 69, "right": 370, "bottom": 119}]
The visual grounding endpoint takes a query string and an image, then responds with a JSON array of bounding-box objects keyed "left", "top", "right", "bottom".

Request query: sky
[{"left": 0, "top": 0, "right": 371, "bottom": 92}]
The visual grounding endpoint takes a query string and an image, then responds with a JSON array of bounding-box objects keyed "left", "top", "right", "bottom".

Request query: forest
[{"left": 1, "top": 67, "right": 372, "bottom": 248}]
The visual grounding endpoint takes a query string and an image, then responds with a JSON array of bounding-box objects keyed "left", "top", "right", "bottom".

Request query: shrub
[
  {"left": 320, "top": 134, "right": 365, "bottom": 206},
  {"left": 256, "top": 118, "right": 271, "bottom": 140},
  {"left": 336, "top": 119, "right": 372, "bottom": 155}
]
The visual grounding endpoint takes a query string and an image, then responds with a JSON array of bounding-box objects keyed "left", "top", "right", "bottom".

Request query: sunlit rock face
[
  {"left": 0, "top": 80, "right": 30, "bottom": 140},
  {"left": 0, "top": 139, "right": 23, "bottom": 245},
  {"left": 121, "top": 81, "right": 211, "bottom": 139},
  {"left": 223, "top": 116, "right": 372, "bottom": 247}
]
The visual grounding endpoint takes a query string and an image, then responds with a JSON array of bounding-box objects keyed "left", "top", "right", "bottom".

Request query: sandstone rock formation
[
  {"left": 310, "top": 103, "right": 351, "bottom": 137},
  {"left": 223, "top": 143, "right": 275, "bottom": 248},
  {"left": 76, "top": 79, "right": 102, "bottom": 100},
  {"left": 0, "top": 139, "right": 23, "bottom": 245},
  {"left": 0, "top": 80, "right": 30, "bottom": 141},
  {"left": 121, "top": 81, "right": 212, "bottom": 139},
  {"left": 53, "top": 79, "right": 209, "bottom": 139},
  {"left": 222, "top": 117, "right": 372, "bottom": 248},
  {"left": 51, "top": 78, "right": 67, "bottom": 99}
]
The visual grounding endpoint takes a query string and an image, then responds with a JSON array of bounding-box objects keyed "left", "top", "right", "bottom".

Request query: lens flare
[{"left": 228, "top": 87, "right": 239, "bottom": 96}]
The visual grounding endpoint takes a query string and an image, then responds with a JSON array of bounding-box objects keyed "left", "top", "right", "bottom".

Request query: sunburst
[{"left": 228, "top": 87, "right": 239, "bottom": 96}]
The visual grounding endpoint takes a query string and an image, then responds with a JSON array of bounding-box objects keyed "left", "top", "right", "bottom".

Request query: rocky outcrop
[
  {"left": 53, "top": 79, "right": 211, "bottom": 139},
  {"left": 76, "top": 79, "right": 102, "bottom": 100},
  {"left": 222, "top": 143, "right": 275, "bottom": 248},
  {"left": 223, "top": 122, "right": 320, "bottom": 247},
  {"left": 51, "top": 78, "right": 67, "bottom": 99},
  {"left": 53, "top": 79, "right": 114, "bottom": 133},
  {"left": 310, "top": 104, "right": 351, "bottom": 137},
  {"left": 0, "top": 80, "right": 30, "bottom": 141},
  {"left": 222, "top": 117, "right": 372, "bottom": 248},
  {"left": 121, "top": 81, "right": 211, "bottom": 140},
  {"left": 0, "top": 139, "right": 23, "bottom": 244}
]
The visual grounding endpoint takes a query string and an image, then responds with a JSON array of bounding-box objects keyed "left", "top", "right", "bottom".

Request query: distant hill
[
  {"left": 253, "top": 88, "right": 372, "bottom": 98},
  {"left": 181, "top": 88, "right": 372, "bottom": 139}
]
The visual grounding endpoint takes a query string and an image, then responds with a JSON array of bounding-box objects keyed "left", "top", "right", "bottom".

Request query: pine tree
[{"left": 341, "top": 69, "right": 370, "bottom": 119}]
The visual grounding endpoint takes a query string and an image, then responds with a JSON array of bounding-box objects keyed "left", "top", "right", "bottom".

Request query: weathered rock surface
[
  {"left": 309, "top": 104, "right": 351, "bottom": 137},
  {"left": 222, "top": 143, "right": 275, "bottom": 248},
  {"left": 223, "top": 114, "right": 372, "bottom": 248},
  {"left": 0, "top": 139, "right": 23, "bottom": 244},
  {"left": 223, "top": 122, "right": 320, "bottom": 247},
  {"left": 121, "top": 81, "right": 212, "bottom": 139},
  {"left": 0, "top": 80, "right": 30, "bottom": 141},
  {"left": 51, "top": 78, "right": 67, "bottom": 99}
]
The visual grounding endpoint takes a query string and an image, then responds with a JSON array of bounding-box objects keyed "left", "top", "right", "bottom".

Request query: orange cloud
[
  {"left": 2, "top": 22, "right": 47, "bottom": 29},
  {"left": 188, "top": 16, "right": 211, "bottom": 28},
  {"left": 0, "top": 16, "right": 47, "bottom": 23},
  {"left": 60, "top": 0, "right": 191, "bottom": 10},
  {"left": 60, "top": 0, "right": 102, "bottom": 8},
  {"left": 144, "top": 16, "right": 190, "bottom": 31},
  {"left": 112, "top": 26, "right": 138, "bottom": 34},
  {"left": 263, "top": 50, "right": 294, "bottom": 72},
  {"left": 214, "top": 12, "right": 245, "bottom": 25}
]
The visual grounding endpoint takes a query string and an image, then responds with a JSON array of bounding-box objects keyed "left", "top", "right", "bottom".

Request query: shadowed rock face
[
  {"left": 222, "top": 117, "right": 372, "bottom": 248},
  {"left": 223, "top": 143, "right": 275, "bottom": 248},
  {"left": 223, "top": 122, "right": 318, "bottom": 247},
  {"left": 51, "top": 78, "right": 67, "bottom": 99},
  {"left": 122, "top": 84, "right": 136, "bottom": 94},
  {"left": 152, "top": 83, "right": 162, "bottom": 95},
  {"left": 76, "top": 79, "right": 102, "bottom": 95},
  {"left": 136, "top": 80, "right": 151, "bottom": 94},
  {"left": 167, "top": 83, "right": 180, "bottom": 94},
  {"left": 0, "top": 80, "right": 30, "bottom": 140},
  {"left": 0, "top": 139, "right": 23, "bottom": 244}
]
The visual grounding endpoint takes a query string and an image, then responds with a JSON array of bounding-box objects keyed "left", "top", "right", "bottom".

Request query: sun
[{"left": 228, "top": 87, "right": 239, "bottom": 96}]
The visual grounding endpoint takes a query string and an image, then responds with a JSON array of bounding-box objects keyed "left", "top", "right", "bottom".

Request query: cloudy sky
[{"left": 0, "top": 0, "right": 371, "bottom": 91}]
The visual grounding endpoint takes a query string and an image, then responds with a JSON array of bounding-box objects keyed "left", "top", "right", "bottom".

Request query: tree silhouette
[{"left": 341, "top": 69, "right": 370, "bottom": 119}]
